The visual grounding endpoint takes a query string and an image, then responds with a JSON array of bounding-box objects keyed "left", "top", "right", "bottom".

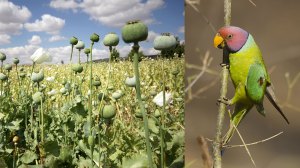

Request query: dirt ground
[{"left": 185, "top": 0, "right": 300, "bottom": 167}]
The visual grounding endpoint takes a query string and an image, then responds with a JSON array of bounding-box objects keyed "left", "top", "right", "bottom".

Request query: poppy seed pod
[
  {"left": 93, "top": 77, "right": 101, "bottom": 87},
  {"left": 112, "top": 90, "right": 123, "bottom": 100},
  {"left": 0, "top": 52, "right": 6, "bottom": 61},
  {"left": 75, "top": 40, "right": 85, "bottom": 50},
  {"left": 13, "top": 58, "right": 19, "bottom": 65},
  {"left": 32, "top": 91, "right": 44, "bottom": 104},
  {"left": 84, "top": 48, "right": 90, "bottom": 55},
  {"left": 90, "top": 33, "right": 100, "bottom": 42},
  {"left": 103, "top": 33, "right": 119, "bottom": 47},
  {"left": 0, "top": 73, "right": 8, "bottom": 81},
  {"left": 101, "top": 104, "right": 116, "bottom": 119},
  {"left": 4, "top": 64, "right": 12, "bottom": 71},
  {"left": 122, "top": 20, "right": 148, "bottom": 43},
  {"left": 153, "top": 33, "right": 177, "bottom": 51},
  {"left": 72, "top": 64, "right": 83, "bottom": 73},
  {"left": 70, "top": 36, "right": 78, "bottom": 45},
  {"left": 31, "top": 70, "right": 44, "bottom": 83},
  {"left": 125, "top": 76, "right": 136, "bottom": 87}
]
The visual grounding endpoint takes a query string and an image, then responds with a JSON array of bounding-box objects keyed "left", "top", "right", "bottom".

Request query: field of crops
[{"left": 0, "top": 53, "right": 184, "bottom": 167}]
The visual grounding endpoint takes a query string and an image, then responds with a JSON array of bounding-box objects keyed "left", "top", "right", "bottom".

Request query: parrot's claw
[{"left": 217, "top": 97, "right": 230, "bottom": 106}]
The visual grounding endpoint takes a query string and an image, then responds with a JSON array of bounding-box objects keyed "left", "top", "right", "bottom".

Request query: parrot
[{"left": 213, "top": 26, "right": 289, "bottom": 145}]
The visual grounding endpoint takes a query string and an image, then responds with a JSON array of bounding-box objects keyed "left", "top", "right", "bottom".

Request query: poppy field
[{"left": 0, "top": 21, "right": 184, "bottom": 168}]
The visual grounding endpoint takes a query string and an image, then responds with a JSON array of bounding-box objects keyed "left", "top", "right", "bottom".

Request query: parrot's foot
[{"left": 217, "top": 97, "right": 230, "bottom": 106}]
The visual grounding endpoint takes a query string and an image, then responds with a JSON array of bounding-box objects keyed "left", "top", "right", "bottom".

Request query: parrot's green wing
[{"left": 245, "top": 62, "right": 267, "bottom": 104}]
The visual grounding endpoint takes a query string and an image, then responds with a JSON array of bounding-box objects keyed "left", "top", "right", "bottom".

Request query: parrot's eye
[{"left": 227, "top": 34, "right": 233, "bottom": 39}]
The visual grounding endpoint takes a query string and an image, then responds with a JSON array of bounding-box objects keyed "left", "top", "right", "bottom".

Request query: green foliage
[
  {"left": 110, "top": 47, "right": 120, "bottom": 62},
  {"left": 0, "top": 58, "right": 184, "bottom": 167},
  {"left": 128, "top": 49, "right": 144, "bottom": 62}
]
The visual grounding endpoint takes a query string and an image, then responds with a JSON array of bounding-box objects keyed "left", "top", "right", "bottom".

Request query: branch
[
  {"left": 213, "top": 0, "right": 231, "bottom": 167},
  {"left": 224, "top": 132, "right": 283, "bottom": 149}
]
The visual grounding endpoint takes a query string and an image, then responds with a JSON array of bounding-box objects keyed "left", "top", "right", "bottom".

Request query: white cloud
[
  {"left": 49, "top": 35, "right": 66, "bottom": 42},
  {"left": 0, "top": 1, "right": 31, "bottom": 37},
  {"left": 0, "top": 34, "right": 11, "bottom": 45},
  {"left": 49, "top": 0, "right": 78, "bottom": 11},
  {"left": 0, "top": 0, "right": 31, "bottom": 24},
  {"left": 178, "top": 26, "right": 184, "bottom": 33},
  {"left": 28, "top": 35, "right": 42, "bottom": 45},
  {"left": 143, "top": 47, "right": 159, "bottom": 55},
  {"left": 49, "top": 0, "right": 164, "bottom": 27},
  {"left": 24, "top": 14, "right": 65, "bottom": 34},
  {"left": 0, "top": 45, "right": 39, "bottom": 64},
  {"left": 147, "top": 31, "right": 159, "bottom": 43}
]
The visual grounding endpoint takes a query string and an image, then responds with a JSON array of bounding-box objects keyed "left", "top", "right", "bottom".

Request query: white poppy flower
[
  {"left": 47, "top": 89, "right": 57, "bottom": 95},
  {"left": 46, "top": 76, "right": 55, "bottom": 82},
  {"left": 30, "top": 48, "right": 52, "bottom": 64},
  {"left": 153, "top": 91, "right": 172, "bottom": 107}
]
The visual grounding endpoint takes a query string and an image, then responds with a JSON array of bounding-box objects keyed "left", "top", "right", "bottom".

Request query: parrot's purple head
[{"left": 214, "top": 26, "right": 249, "bottom": 52}]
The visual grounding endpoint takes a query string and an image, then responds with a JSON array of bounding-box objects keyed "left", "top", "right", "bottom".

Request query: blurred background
[{"left": 185, "top": 0, "right": 300, "bottom": 167}]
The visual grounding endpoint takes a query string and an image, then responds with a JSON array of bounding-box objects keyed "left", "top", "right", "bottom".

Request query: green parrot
[{"left": 213, "top": 26, "right": 289, "bottom": 145}]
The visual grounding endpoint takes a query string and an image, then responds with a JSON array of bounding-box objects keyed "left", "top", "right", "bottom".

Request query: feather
[{"left": 265, "top": 87, "right": 289, "bottom": 124}]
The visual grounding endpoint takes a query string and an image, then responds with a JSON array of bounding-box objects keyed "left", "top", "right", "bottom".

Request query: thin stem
[
  {"left": 132, "top": 42, "right": 153, "bottom": 168},
  {"left": 89, "top": 42, "right": 94, "bottom": 166},
  {"left": 213, "top": 0, "right": 231, "bottom": 167},
  {"left": 160, "top": 56, "right": 166, "bottom": 167}
]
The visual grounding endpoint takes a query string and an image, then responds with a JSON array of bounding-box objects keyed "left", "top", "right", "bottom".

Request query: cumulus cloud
[
  {"left": 24, "top": 14, "right": 65, "bottom": 34},
  {"left": 28, "top": 35, "right": 42, "bottom": 45},
  {"left": 0, "top": 45, "right": 39, "bottom": 64},
  {"left": 0, "top": 0, "right": 31, "bottom": 43},
  {"left": 147, "top": 31, "right": 159, "bottom": 43},
  {"left": 49, "top": 0, "right": 164, "bottom": 27},
  {"left": 49, "top": 35, "right": 66, "bottom": 42},
  {"left": 0, "top": 0, "right": 31, "bottom": 24},
  {"left": 49, "top": 0, "right": 79, "bottom": 11},
  {"left": 0, "top": 34, "right": 11, "bottom": 45}
]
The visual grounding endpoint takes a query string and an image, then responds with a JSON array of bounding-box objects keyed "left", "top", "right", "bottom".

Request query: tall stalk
[
  {"left": 213, "top": 0, "right": 231, "bottom": 167},
  {"left": 132, "top": 42, "right": 153, "bottom": 168}
]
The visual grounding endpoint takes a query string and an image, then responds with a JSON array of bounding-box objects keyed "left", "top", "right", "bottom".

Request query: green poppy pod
[
  {"left": 93, "top": 77, "right": 101, "bottom": 87},
  {"left": 112, "top": 90, "right": 123, "bottom": 100},
  {"left": 75, "top": 40, "right": 85, "bottom": 50},
  {"left": 103, "top": 33, "right": 119, "bottom": 47},
  {"left": 32, "top": 91, "right": 43, "bottom": 104},
  {"left": 122, "top": 20, "right": 148, "bottom": 43},
  {"left": 90, "top": 33, "right": 100, "bottom": 42},
  {"left": 88, "top": 135, "right": 95, "bottom": 148},
  {"left": 72, "top": 64, "right": 83, "bottom": 73},
  {"left": 4, "top": 64, "right": 12, "bottom": 71},
  {"left": 84, "top": 48, "right": 90, "bottom": 55},
  {"left": 171, "top": 67, "right": 180, "bottom": 76},
  {"left": 101, "top": 104, "right": 116, "bottom": 119},
  {"left": 13, "top": 58, "right": 19, "bottom": 65},
  {"left": 70, "top": 36, "right": 78, "bottom": 45},
  {"left": 0, "top": 52, "right": 6, "bottom": 61},
  {"left": 0, "top": 73, "right": 8, "bottom": 81},
  {"left": 153, "top": 33, "right": 177, "bottom": 51},
  {"left": 19, "top": 72, "right": 26, "bottom": 78},
  {"left": 125, "top": 76, "right": 136, "bottom": 87},
  {"left": 31, "top": 71, "right": 44, "bottom": 83}
]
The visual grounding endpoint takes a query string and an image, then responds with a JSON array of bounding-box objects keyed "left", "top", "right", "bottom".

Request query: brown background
[{"left": 185, "top": 0, "right": 300, "bottom": 167}]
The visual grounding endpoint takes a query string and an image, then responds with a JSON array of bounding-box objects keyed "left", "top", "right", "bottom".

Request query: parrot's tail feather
[
  {"left": 265, "top": 87, "right": 290, "bottom": 124},
  {"left": 222, "top": 103, "right": 252, "bottom": 146}
]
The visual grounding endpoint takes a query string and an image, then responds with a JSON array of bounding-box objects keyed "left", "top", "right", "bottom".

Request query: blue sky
[{"left": 0, "top": 0, "right": 184, "bottom": 64}]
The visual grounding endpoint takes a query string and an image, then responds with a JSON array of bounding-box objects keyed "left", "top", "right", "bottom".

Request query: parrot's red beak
[{"left": 214, "top": 34, "right": 225, "bottom": 49}]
